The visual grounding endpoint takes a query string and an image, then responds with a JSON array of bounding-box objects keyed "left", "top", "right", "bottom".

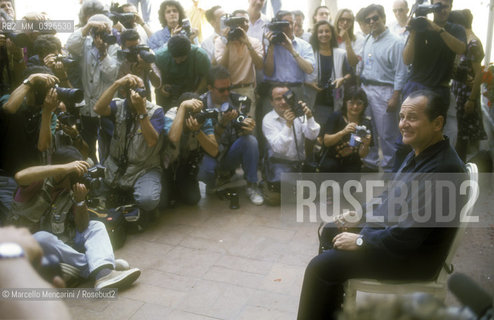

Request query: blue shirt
[
  {"left": 148, "top": 27, "right": 172, "bottom": 51},
  {"left": 360, "top": 29, "right": 408, "bottom": 91},
  {"left": 264, "top": 37, "right": 315, "bottom": 83}
]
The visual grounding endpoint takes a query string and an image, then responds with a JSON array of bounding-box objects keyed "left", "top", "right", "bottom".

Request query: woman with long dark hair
[
  {"left": 319, "top": 86, "right": 372, "bottom": 172},
  {"left": 308, "top": 20, "right": 352, "bottom": 125}
]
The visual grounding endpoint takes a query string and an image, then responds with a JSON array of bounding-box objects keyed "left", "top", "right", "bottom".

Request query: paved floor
[{"left": 66, "top": 178, "right": 494, "bottom": 320}]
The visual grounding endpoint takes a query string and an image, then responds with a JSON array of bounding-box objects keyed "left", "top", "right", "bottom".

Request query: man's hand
[
  {"left": 240, "top": 117, "right": 255, "bottom": 135},
  {"left": 82, "top": 20, "right": 110, "bottom": 37},
  {"left": 93, "top": 33, "right": 108, "bottom": 58},
  {"left": 387, "top": 92, "right": 401, "bottom": 112},
  {"left": 72, "top": 183, "right": 88, "bottom": 202},
  {"left": 116, "top": 74, "right": 141, "bottom": 88},
  {"left": 301, "top": 102, "right": 312, "bottom": 118},
  {"left": 335, "top": 142, "right": 354, "bottom": 158},
  {"left": 61, "top": 124, "right": 79, "bottom": 139},
  {"left": 0, "top": 226, "right": 43, "bottom": 264},
  {"left": 43, "top": 54, "right": 65, "bottom": 75},
  {"left": 181, "top": 98, "right": 203, "bottom": 112},
  {"left": 332, "top": 77, "right": 345, "bottom": 89},
  {"left": 283, "top": 109, "right": 296, "bottom": 128},
  {"left": 63, "top": 160, "right": 90, "bottom": 176},
  {"left": 134, "top": 13, "right": 145, "bottom": 26},
  {"left": 280, "top": 32, "right": 295, "bottom": 53},
  {"left": 332, "top": 232, "right": 360, "bottom": 250},
  {"left": 185, "top": 116, "right": 201, "bottom": 132},
  {"left": 132, "top": 55, "right": 151, "bottom": 75},
  {"left": 42, "top": 88, "right": 59, "bottom": 113},
  {"left": 220, "top": 109, "right": 238, "bottom": 126},
  {"left": 130, "top": 89, "right": 147, "bottom": 114},
  {"left": 28, "top": 73, "right": 59, "bottom": 88}
]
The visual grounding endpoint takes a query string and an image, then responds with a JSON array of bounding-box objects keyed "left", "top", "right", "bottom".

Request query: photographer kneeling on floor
[{"left": 93, "top": 74, "right": 165, "bottom": 226}]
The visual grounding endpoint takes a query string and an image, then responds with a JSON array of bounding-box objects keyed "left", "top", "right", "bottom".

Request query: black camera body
[
  {"left": 348, "top": 125, "right": 370, "bottom": 147},
  {"left": 223, "top": 15, "right": 246, "bottom": 42},
  {"left": 179, "top": 18, "right": 192, "bottom": 38},
  {"left": 117, "top": 44, "right": 156, "bottom": 64},
  {"left": 107, "top": 11, "right": 135, "bottom": 29},
  {"left": 282, "top": 89, "right": 305, "bottom": 118},
  {"left": 218, "top": 95, "right": 251, "bottom": 131},
  {"left": 409, "top": 1, "right": 445, "bottom": 32},
  {"left": 190, "top": 109, "right": 218, "bottom": 124},
  {"left": 78, "top": 165, "right": 105, "bottom": 190},
  {"left": 91, "top": 28, "right": 117, "bottom": 45},
  {"left": 57, "top": 104, "right": 83, "bottom": 128},
  {"left": 267, "top": 19, "right": 290, "bottom": 44}
]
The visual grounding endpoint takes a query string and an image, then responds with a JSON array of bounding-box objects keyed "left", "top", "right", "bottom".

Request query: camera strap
[{"left": 292, "top": 122, "right": 303, "bottom": 163}]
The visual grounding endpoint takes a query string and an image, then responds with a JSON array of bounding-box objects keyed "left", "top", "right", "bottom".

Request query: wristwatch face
[
  {"left": 356, "top": 237, "right": 363, "bottom": 247},
  {"left": 23, "top": 79, "right": 31, "bottom": 86},
  {"left": 138, "top": 113, "right": 148, "bottom": 120},
  {"left": 0, "top": 242, "right": 25, "bottom": 259}
]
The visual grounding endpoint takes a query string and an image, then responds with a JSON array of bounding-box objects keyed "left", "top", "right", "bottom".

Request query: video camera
[
  {"left": 282, "top": 89, "right": 305, "bottom": 118},
  {"left": 348, "top": 125, "right": 370, "bottom": 147},
  {"left": 221, "top": 15, "right": 246, "bottom": 42},
  {"left": 267, "top": 19, "right": 290, "bottom": 44},
  {"left": 91, "top": 28, "right": 117, "bottom": 45},
  {"left": 408, "top": 0, "right": 445, "bottom": 32},
  {"left": 219, "top": 95, "right": 251, "bottom": 131},
  {"left": 117, "top": 44, "right": 155, "bottom": 64}
]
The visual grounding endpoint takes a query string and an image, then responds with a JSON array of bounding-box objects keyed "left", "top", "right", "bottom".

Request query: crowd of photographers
[{"left": 0, "top": 0, "right": 484, "bottom": 288}]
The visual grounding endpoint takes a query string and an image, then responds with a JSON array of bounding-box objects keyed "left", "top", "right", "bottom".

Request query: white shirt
[
  {"left": 262, "top": 110, "right": 320, "bottom": 161},
  {"left": 201, "top": 32, "right": 221, "bottom": 61}
]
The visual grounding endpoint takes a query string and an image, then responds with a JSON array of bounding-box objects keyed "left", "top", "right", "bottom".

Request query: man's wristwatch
[
  {"left": 138, "top": 113, "right": 148, "bottom": 120},
  {"left": 355, "top": 236, "right": 364, "bottom": 247},
  {"left": 438, "top": 27, "right": 445, "bottom": 34},
  {"left": 23, "top": 78, "right": 32, "bottom": 88},
  {"left": 0, "top": 242, "right": 25, "bottom": 259}
]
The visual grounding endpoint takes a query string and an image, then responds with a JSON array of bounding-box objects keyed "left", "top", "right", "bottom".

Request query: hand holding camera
[
  {"left": 42, "top": 87, "right": 59, "bottom": 113},
  {"left": 27, "top": 73, "right": 59, "bottom": 88},
  {"left": 63, "top": 160, "right": 90, "bottom": 177},
  {"left": 116, "top": 74, "right": 141, "bottom": 89},
  {"left": 185, "top": 116, "right": 201, "bottom": 132}
]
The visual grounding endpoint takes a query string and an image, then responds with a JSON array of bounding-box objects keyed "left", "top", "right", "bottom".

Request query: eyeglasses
[
  {"left": 364, "top": 15, "right": 380, "bottom": 24},
  {"left": 393, "top": 8, "right": 406, "bottom": 13},
  {"left": 214, "top": 86, "right": 232, "bottom": 93}
]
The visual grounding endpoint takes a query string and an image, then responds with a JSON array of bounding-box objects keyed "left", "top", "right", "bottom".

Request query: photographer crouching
[
  {"left": 5, "top": 146, "right": 141, "bottom": 289},
  {"left": 93, "top": 74, "right": 164, "bottom": 227},
  {"left": 161, "top": 93, "right": 218, "bottom": 207}
]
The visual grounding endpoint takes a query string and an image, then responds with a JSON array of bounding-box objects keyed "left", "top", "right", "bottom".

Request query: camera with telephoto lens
[
  {"left": 408, "top": 0, "right": 445, "bottom": 32},
  {"left": 190, "top": 109, "right": 218, "bottom": 124},
  {"left": 117, "top": 44, "right": 156, "bottom": 64},
  {"left": 222, "top": 15, "right": 246, "bottom": 42},
  {"left": 267, "top": 19, "right": 290, "bottom": 44},
  {"left": 77, "top": 164, "right": 105, "bottom": 190},
  {"left": 178, "top": 18, "right": 192, "bottom": 38},
  {"left": 282, "top": 89, "right": 305, "bottom": 118},
  {"left": 348, "top": 125, "right": 370, "bottom": 147},
  {"left": 91, "top": 28, "right": 117, "bottom": 45},
  {"left": 55, "top": 85, "right": 84, "bottom": 105}
]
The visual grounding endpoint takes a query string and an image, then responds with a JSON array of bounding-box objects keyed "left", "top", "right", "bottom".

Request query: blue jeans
[
  {"left": 198, "top": 135, "right": 259, "bottom": 187},
  {"left": 34, "top": 221, "right": 115, "bottom": 278}
]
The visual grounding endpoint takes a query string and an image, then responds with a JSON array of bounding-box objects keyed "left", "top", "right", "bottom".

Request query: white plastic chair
[{"left": 344, "top": 163, "right": 479, "bottom": 309}]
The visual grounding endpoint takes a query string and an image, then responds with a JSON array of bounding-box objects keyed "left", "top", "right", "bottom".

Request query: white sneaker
[
  {"left": 115, "top": 259, "right": 130, "bottom": 271},
  {"left": 94, "top": 268, "right": 141, "bottom": 290},
  {"left": 246, "top": 185, "right": 264, "bottom": 205}
]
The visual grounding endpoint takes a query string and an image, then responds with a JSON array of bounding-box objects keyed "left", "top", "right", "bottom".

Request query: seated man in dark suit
[{"left": 297, "top": 89, "right": 467, "bottom": 320}]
